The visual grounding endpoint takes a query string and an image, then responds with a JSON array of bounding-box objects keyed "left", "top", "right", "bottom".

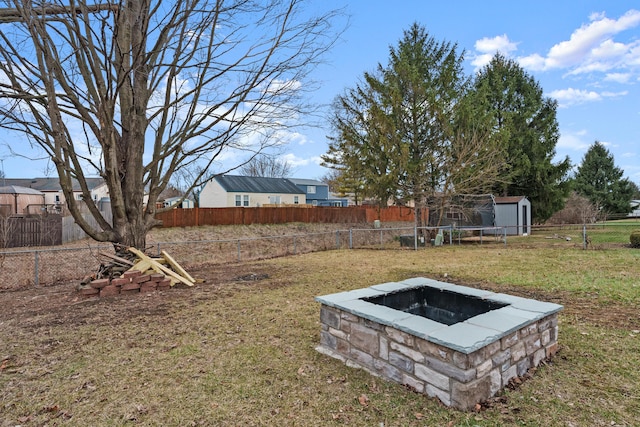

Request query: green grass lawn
[{"left": 1, "top": 245, "right": 639, "bottom": 426}]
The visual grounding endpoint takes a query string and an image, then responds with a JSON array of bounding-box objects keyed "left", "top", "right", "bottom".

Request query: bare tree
[
  {"left": 0, "top": 0, "right": 342, "bottom": 249},
  {"left": 239, "top": 154, "right": 294, "bottom": 178}
]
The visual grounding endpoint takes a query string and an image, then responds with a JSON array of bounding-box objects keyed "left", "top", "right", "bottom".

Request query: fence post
[
  {"left": 237, "top": 240, "right": 241, "bottom": 261},
  {"left": 34, "top": 250, "right": 39, "bottom": 287},
  {"left": 349, "top": 229, "right": 353, "bottom": 249},
  {"left": 503, "top": 228, "right": 507, "bottom": 246},
  {"left": 583, "top": 225, "right": 587, "bottom": 250},
  {"left": 414, "top": 225, "right": 418, "bottom": 250},
  {"left": 336, "top": 230, "right": 340, "bottom": 249},
  {"left": 293, "top": 236, "right": 297, "bottom": 255}
]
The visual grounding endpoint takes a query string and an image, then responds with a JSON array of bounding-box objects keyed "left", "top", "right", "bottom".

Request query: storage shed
[
  {"left": 494, "top": 196, "right": 531, "bottom": 235},
  {"left": 0, "top": 185, "right": 46, "bottom": 215}
]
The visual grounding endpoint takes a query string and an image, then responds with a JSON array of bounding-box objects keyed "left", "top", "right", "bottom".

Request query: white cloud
[
  {"left": 470, "top": 35, "right": 518, "bottom": 70},
  {"left": 471, "top": 10, "right": 640, "bottom": 86},
  {"left": 549, "top": 87, "right": 627, "bottom": 107},
  {"left": 604, "top": 72, "right": 632, "bottom": 83},
  {"left": 518, "top": 53, "right": 546, "bottom": 71},
  {"left": 531, "top": 9, "right": 640, "bottom": 79},
  {"left": 280, "top": 153, "right": 322, "bottom": 168},
  {"left": 474, "top": 34, "right": 518, "bottom": 54},
  {"left": 622, "top": 152, "right": 636, "bottom": 158},
  {"left": 545, "top": 10, "right": 640, "bottom": 69},
  {"left": 558, "top": 130, "right": 592, "bottom": 151}
]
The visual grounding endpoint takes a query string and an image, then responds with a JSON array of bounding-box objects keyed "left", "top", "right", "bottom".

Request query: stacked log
[{"left": 76, "top": 247, "right": 196, "bottom": 298}]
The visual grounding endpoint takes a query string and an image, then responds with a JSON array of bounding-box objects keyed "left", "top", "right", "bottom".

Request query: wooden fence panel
[
  {"left": 1, "top": 215, "right": 62, "bottom": 248},
  {"left": 154, "top": 206, "right": 422, "bottom": 228}
]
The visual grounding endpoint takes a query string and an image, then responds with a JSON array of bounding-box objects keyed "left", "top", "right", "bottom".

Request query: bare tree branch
[{"left": 0, "top": 0, "right": 344, "bottom": 247}]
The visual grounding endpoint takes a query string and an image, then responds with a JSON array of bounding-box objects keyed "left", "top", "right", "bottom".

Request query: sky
[
  {"left": 280, "top": 0, "right": 640, "bottom": 184},
  {"left": 1, "top": 1, "right": 639, "bottom": 186}
]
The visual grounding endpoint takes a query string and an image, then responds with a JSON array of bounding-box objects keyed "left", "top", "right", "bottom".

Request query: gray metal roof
[
  {"left": 0, "top": 185, "right": 44, "bottom": 195},
  {"left": 3, "top": 177, "right": 106, "bottom": 192},
  {"left": 214, "top": 175, "right": 304, "bottom": 194}
]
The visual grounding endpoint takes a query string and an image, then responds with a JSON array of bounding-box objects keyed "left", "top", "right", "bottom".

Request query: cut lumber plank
[
  {"left": 127, "top": 247, "right": 194, "bottom": 287},
  {"left": 129, "top": 259, "right": 152, "bottom": 273},
  {"left": 161, "top": 250, "right": 196, "bottom": 283},
  {"left": 98, "top": 251, "right": 135, "bottom": 266}
]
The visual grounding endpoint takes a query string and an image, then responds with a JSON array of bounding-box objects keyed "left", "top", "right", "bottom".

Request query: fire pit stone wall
[{"left": 315, "top": 278, "right": 562, "bottom": 411}]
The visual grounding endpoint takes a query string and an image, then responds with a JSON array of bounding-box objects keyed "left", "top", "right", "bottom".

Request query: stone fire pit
[{"left": 315, "top": 278, "right": 562, "bottom": 410}]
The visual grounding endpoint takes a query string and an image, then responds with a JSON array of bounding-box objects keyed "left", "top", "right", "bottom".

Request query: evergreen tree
[
  {"left": 470, "top": 53, "right": 571, "bottom": 223},
  {"left": 573, "top": 142, "right": 634, "bottom": 215},
  {"left": 323, "top": 23, "right": 501, "bottom": 225}
]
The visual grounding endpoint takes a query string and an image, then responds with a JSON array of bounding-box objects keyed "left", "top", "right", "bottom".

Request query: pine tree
[
  {"left": 323, "top": 23, "right": 501, "bottom": 225},
  {"left": 470, "top": 53, "right": 571, "bottom": 223},
  {"left": 574, "top": 142, "right": 634, "bottom": 215}
]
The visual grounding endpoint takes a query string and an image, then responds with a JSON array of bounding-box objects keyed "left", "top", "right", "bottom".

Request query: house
[
  {"left": 287, "top": 178, "right": 349, "bottom": 206},
  {"left": 3, "top": 177, "right": 109, "bottom": 208},
  {"left": 163, "top": 196, "right": 194, "bottom": 209},
  {"left": 199, "top": 175, "right": 305, "bottom": 207},
  {"left": 494, "top": 196, "right": 531, "bottom": 235},
  {"left": 629, "top": 200, "right": 640, "bottom": 218}
]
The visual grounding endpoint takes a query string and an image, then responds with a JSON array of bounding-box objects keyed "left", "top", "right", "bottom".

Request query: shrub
[{"left": 630, "top": 230, "right": 640, "bottom": 248}]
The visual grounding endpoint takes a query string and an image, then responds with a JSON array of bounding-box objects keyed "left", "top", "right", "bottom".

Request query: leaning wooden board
[{"left": 127, "top": 247, "right": 194, "bottom": 287}]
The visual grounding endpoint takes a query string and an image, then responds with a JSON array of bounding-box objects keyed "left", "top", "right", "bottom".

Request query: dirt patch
[{"left": 0, "top": 262, "right": 274, "bottom": 332}]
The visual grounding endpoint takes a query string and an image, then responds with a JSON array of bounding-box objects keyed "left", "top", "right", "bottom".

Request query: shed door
[{"left": 522, "top": 205, "right": 528, "bottom": 234}]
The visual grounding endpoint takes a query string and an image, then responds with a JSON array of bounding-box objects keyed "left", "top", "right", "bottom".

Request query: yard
[{"left": 1, "top": 239, "right": 640, "bottom": 425}]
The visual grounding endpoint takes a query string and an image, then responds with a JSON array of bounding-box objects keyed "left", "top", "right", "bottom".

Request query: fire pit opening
[{"left": 363, "top": 287, "right": 508, "bottom": 326}]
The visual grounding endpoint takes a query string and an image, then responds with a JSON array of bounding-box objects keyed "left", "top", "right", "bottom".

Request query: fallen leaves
[{"left": 357, "top": 394, "right": 369, "bottom": 407}]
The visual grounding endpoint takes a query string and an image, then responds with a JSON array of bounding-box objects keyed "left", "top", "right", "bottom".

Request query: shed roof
[
  {"left": 494, "top": 196, "right": 528, "bottom": 204},
  {"left": 214, "top": 175, "right": 304, "bottom": 194},
  {"left": 0, "top": 185, "right": 44, "bottom": 195},
  {"left": 3, "top": 177, "right": 105, "bottom": 192}
]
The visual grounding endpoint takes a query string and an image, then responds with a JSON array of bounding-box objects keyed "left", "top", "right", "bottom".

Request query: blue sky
[
  {"left": 279, "top": 1, "right": 640, "bottom": 184},
  {"left": 2, "top": 1, "right": 639, "bottom": 186}
]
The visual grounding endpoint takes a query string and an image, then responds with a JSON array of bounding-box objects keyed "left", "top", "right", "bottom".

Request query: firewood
[{"left": 98, "top": 251, "right": 135, "bottom": 267}]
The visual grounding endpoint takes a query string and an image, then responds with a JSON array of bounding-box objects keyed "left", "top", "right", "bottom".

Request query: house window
[
  {"left": 76, "top": 193, "right": 83, "bottom": 200},
  {"left": 307, "top": 185, "right": 316, "bottom": 194},
  {"left": 243, "top": 195, "right": 249, "bottom": 206},
  {"left": 235, "top": 195, "right": 242, "bottom": 206},
  {"left": 269, "top": 195, "right": 281, "bottom": 204},
  {"left": 294, "top": 196, "right": 299, "bottom": 204},
  {"left": 55, "top": 195, "right": 60, "bottom": 204}
]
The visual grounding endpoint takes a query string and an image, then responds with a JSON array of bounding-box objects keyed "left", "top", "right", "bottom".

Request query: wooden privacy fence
[
  {"left": 155, "top": 206, "right": 423, "bottom": 228},
  {"left": 0, "top": 214, "right": 62, "bottom": 248}
]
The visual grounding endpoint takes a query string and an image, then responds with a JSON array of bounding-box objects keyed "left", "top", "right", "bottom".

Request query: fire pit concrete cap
[{"left": 316, "top": 277, "right": 563, "bottom": 354}]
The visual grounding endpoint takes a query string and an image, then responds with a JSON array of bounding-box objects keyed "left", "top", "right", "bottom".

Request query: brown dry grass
[{"left": 1, "top": 240, "right": 640, "bottom": 426}]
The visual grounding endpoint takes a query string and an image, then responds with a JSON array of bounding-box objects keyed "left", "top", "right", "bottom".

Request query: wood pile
[{"left": 76, "top": 247, "right": 196, "bottom": 298}]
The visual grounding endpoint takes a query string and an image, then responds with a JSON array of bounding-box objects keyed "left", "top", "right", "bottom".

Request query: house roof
[
  {"left": 494, "top": 196, "right": 528, "bottom": 204},
  {"left": 3, "top": 177, "right": 106, "bottom": 192},
  {"left": 214, "top": 175, "right": 305, "bottom": 194},
  {"left": 287, "top": 178, "right": 326, "bottom": 187},
  {"left": 0, "top": 185, "right": 44, "bottom": 195}
]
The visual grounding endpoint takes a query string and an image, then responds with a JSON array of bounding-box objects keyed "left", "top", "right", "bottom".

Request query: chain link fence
[{"left": 2, "top": 221, "right": 638, "bottom": 291}]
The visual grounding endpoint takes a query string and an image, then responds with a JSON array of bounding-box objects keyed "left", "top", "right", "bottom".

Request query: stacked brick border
[
  {"left": 317, "top": 305, "right": 559, "bottom": 411},
  {"left": 77, "top": 270, "right": 172, "bottom": 298}
]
